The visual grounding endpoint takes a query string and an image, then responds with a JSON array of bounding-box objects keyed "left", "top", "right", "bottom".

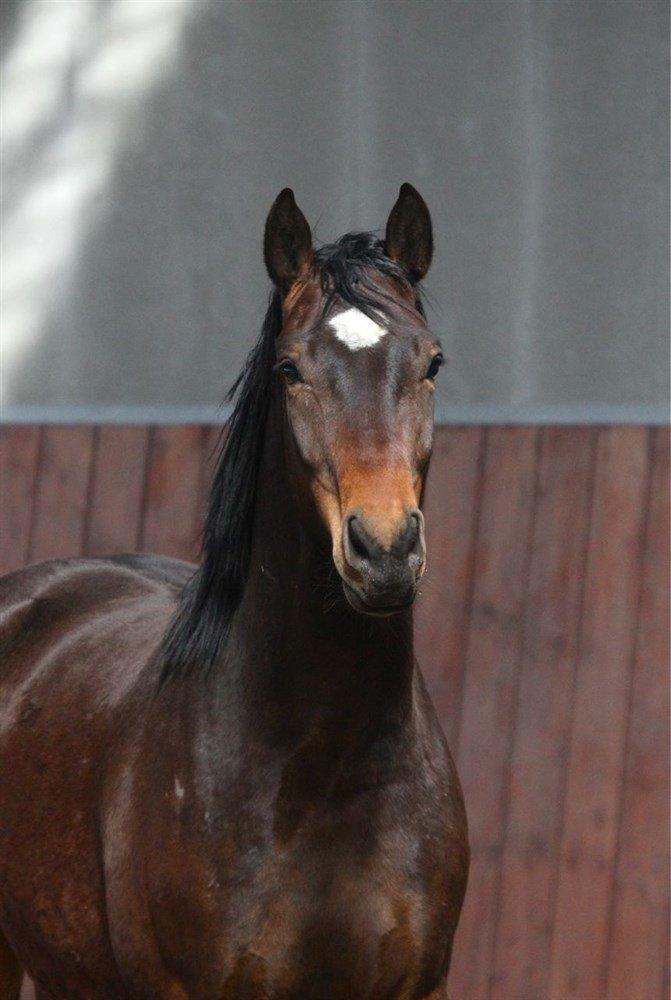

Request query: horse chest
[
  {"left": 133, "top": 795, "right": 448, "bottom": 1000},
  {"left": 221, "top": 884, "right": 434, "bottom": 1000},
  {"left": 170, "top": 862, "right": 438, "bottom": 1000},
  {"left": 250, "top": 840, "right": 435, "bottom": 978},
  {"left": 105, "top": 688, "right": 463, "bottom": 998}
]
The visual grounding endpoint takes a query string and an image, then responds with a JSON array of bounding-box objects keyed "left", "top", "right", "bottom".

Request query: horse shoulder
[{"left": 0, "top": 556, "right": 194, "bottom": 996}]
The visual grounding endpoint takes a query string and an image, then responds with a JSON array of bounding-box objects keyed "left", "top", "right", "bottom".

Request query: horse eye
[
  {"left": 425, "top": 353, "right": 444, "bottom": 381},
  {"left": 276, "top": 359, "right": 303, "bottom": 385}
]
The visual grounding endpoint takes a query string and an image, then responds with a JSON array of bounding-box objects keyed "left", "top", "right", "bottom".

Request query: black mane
[{"left": 159, "top": 233, "right": 423, "bottom": 683}]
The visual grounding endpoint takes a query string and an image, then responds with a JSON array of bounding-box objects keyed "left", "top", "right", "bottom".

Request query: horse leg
[{"left": 0, "top": 928, "right": 23, "bottom": 999}]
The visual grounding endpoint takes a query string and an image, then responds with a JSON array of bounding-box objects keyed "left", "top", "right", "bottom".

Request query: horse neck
[{"left": 219, "top": 391, "right": 416, "bottom": 748}]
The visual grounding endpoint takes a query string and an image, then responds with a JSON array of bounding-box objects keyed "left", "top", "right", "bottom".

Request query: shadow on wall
[
  {"left": 3, "top": 0, "right": 221, "bottom": 411},
  {"left": 2, "top": 0, "right": 669, "bottom": 416},
  {"left": 3, "top": 0, "right": 397, "bottom": 413},
  {"left": 1, "top": 0, "right": 24, "bottom": 61}
]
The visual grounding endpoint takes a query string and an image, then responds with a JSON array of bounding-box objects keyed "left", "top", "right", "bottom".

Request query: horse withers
[{"left": 0, "top": 184, "right": 469, "bottom": 999}]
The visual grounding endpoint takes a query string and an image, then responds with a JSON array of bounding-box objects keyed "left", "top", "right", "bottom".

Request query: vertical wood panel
[
  {"left": 0, "top": 426, "right": 41, "bottom": 575},
  {"left": 448, "top": 426, "right": 539, "bottom": 999},
  {"left": 28, "top": 426, "right": 95, "bottom": 563},
  {"left": 490, "top": 427, "right": 596, "bottom": 998},
  {"left": 140, "top": 426, "right": 206, "bottom": 562},
  {"left": 549, "top": 426, "right": 651, "bottom": 999},
  {"left": 606, "top": 427, "right": 670, "bottom": 999},
  {"left": 85, "top": 426, "right": 149, "bottom": 556},
  {"left": 196, "top": 424, "right": 224, "bottom": 541},
  {"left": 0, "top": 421, "right": 666, "bottom": 998},
  {"left": 415, "top": 426, "right": 484, "bottom": 746}
]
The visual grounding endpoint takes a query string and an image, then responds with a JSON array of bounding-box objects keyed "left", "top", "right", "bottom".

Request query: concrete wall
[{"left": 2, "top": 0, "right": 668, "bottom": 422}]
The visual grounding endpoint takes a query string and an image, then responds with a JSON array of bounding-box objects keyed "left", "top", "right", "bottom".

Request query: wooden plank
[
  {"left": 415, "top": 426, "right": 484, "bottom": 747},
  {"left": 140, "top": 426, "right": 206, "bottom": 562},
  {"left": 28, "top": 426, "right": 95, "bottom": 563},
  {"left": 196, "top": 424, "right": 224, "bottom": 542},
  {"left": 0, "top": 426, "right": 41, "bottom": 576},
  {"left": 3, "top": 420, "right": 664, "bottom": 999},
  {"left": 490, "top": 427, "right": 596, "bottom": 998},
  {"left": 84, "top": 426, "right": 149, "bottom": 556},
  {"left": 548, "top": 426, "right": 651, "bottom": 999},
  {"left": 448, "top": 426, "right": 539, "bottom": 999},
  {"left": 606, "top": 427, "right": 670, "bottom": 999}
]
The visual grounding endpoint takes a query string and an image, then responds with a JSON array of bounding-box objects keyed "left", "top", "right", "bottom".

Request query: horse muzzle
[{"left": 340, "top": 509, "right": 426, "bottom": 615}]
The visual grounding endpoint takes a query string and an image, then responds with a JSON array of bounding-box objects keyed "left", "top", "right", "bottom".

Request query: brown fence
[{"left": 2, "top": 424, "right": 669, "bottom": 1000}]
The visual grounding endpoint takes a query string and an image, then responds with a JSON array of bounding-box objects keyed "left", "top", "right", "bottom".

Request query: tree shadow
[{"left": 5, "top": 0, "right": 389, "bottom": 415}]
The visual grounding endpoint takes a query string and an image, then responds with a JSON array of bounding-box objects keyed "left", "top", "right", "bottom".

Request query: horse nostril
[
  {"left": 343, "top": 512, "right": 425, "bottom": 578},
  {"left": 345, "top": 515, "right": 377, "bottom": 566},
  {"left": 407, "top": 513, "right": 420, "bottom": 552},
  {"left": 394, "top": 511, "right": 424, "bottom": 561}
]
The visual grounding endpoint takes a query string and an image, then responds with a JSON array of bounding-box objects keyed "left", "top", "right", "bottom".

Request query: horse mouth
[{"left": 341, "top": 580, "right": 416, "bottom": 617}]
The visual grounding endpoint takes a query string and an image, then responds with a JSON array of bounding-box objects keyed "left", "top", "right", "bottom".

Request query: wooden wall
[{"left": 2, "top": 424, "right": 668, "bottom": 1000}]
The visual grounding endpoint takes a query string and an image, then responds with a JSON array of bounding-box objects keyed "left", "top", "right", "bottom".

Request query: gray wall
[{"left": 2, "top": 0, "right": 668, "bottom": 423}]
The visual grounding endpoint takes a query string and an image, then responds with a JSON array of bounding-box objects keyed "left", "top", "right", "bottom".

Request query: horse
[{"left": 0, "top": 184, "right": 469, "bottom": 999}]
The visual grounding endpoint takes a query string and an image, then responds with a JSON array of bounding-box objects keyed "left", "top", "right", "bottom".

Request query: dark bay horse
[{"left": 0, "top": 184, "right": 468, "bottom": 999}]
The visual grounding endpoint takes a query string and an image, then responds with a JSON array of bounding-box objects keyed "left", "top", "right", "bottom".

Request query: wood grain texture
[
  {"left": 0, "top": 423, "right": 667, "bottom": 998},
  {"left": 490, "top": 427, "right": 596, "bottom": 998},
  {"left": 0, "top": 426, "right": 41, "bottom": 576},
  {"left": 198, "top": 425, "right": 224, "bottom": 514},
  {"left": 606, "top": 427, "right": 670, "bottom": 1000},
  {"left": 415, "top": 426, "right": 484, "bottom": 747},
  {"left": 448, "top": 426, "right": 539, "bottom": 999},
  {"left": 28, "top": 426, "right": 95, "bottom": 563},
  {"left": 85, "top": 426, "right": 149, "bottom": 556},
  {"left": 548, "top": 427, "right": 652, "bottom": 999},
  {"left": 140, "top": 425, "right": 208, "bottom": 563}
]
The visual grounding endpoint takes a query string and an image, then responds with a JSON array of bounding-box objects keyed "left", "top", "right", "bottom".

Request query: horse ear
[
  {"left": 264, "top": 188, "right": 313, "bottom": 291},
  {"left": 384, "top": 183, "right": 433, "bottom": 282}
]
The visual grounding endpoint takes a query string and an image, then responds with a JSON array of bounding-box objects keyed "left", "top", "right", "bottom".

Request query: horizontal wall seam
[{"left": 1, "top": 405, "right": 668, "bottom": 426}]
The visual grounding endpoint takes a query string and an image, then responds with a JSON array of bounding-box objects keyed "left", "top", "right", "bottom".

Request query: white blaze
[{"left": 329, "top": 308, "right": 387, "bottom": 350}]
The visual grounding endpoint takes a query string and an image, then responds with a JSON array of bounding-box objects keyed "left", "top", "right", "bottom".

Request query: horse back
[
  {"left": 0, "top": 553, "right": 191, "bottom": 678},
  {"left": 0, "top": 552, "right": 193, "bottom": 771}
]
